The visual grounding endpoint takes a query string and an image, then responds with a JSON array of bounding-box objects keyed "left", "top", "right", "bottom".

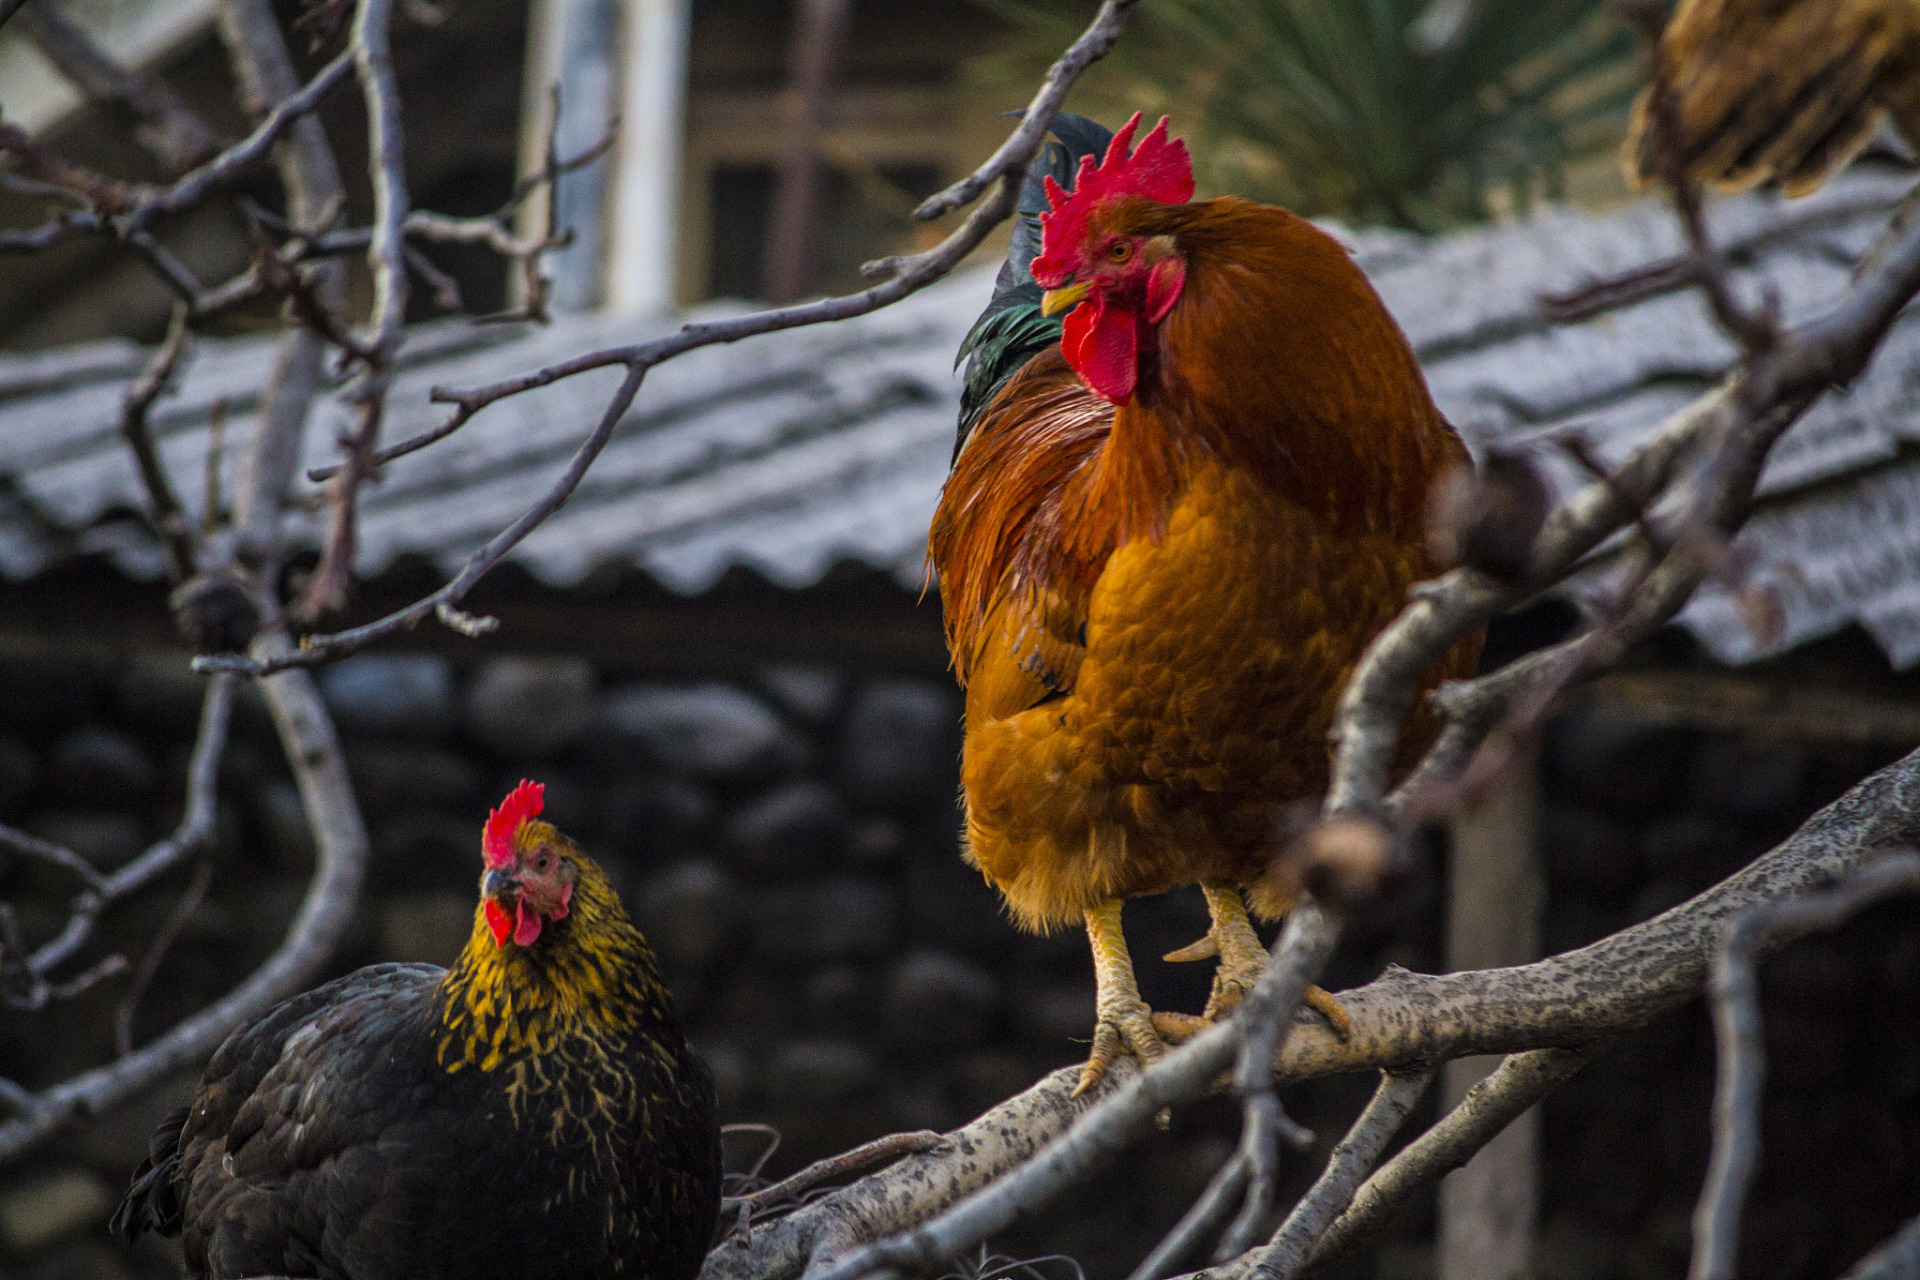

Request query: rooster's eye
[{"left": 1108, "top": 241, "right": 1132, "bottom": 262}]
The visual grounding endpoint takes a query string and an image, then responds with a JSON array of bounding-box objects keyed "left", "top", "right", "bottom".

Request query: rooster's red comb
[
  {"left": 483, "top": 779, "right": 544, "bottom": 868},
  {"left": 1031, "top": 113, "right": 1194, "bottom": 287}
]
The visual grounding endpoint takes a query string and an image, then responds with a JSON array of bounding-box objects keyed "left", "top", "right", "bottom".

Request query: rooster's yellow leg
[
  {"left": 1160, "top": 885, "right": 1354, "bottom": 1040},
  {"left": 1074, "top": 900, "right": 1169, "bottom": 1097}
]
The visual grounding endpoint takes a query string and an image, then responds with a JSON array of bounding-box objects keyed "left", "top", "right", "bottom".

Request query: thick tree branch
[
  {"left": 1303, "top": 1048, "right": 1591, "bottom": 1273},
  {"left": 702, "top": 746, "right": 1920, "bottom": 1280}
]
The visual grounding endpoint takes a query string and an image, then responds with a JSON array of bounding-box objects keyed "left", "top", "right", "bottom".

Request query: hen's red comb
[
  {"left": 1031, "top": 113, "right": 1193, "bottom": 287},
  {"left": 483, "top": 779, "right": 544, "bottom": 868}
]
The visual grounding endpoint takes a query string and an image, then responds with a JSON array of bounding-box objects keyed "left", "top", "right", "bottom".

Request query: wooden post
[
  {"left": 1438, "top": 754, "right": 1544, "bottom": 1280},
  {"left": 763, "top": 0, "right": 850, "bottom": 303}
]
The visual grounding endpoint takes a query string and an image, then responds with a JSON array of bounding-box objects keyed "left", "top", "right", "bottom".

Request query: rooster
[
  {"left": 113, "top": 781, "right": 722, "bottom": 1280},
  {"left": 931, "top": 114, "right": 1478, "bottom": 1094},
  {"left": 1623, "top": 0, "right": 1920, "bottom": 196}
]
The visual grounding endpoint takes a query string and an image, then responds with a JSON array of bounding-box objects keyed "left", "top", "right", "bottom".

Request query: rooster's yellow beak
[{"left": 1040, "top": 281, "right": 1092, "bottom": 317}]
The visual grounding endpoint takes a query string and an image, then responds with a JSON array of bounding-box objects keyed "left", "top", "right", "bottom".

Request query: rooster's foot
[{"left": 1074, "top": 900, "right": 1169, "bottom": 1096}]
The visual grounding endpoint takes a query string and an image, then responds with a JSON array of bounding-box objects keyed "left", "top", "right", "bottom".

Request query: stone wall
[{"left": 0, "top": 644, "right": 1912, "bottom": 1280}]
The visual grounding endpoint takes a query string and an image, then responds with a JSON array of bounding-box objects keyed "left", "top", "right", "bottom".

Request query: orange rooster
[
  {"left": 1623, "top": 0, "right": 1920, "bottom": 196},
  {"left": 930, "top": 115, "right": 1478, "bottom": 1093}
]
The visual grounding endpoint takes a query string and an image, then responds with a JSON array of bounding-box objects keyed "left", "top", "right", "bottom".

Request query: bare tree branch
[
  {"left": 0, "top": 676, "right": 232, "bottom": 1013},
  {"left": 702, "top": 745, "right": 1920, "bottom": 1280},
  {"left": 1246, "top": 1070, "right": 1433, "bottom": 1280},
  {"left": 1304, "top": 1049, "right": 1592, "bottom": 1273},
  {"left": 194, "top": 0, "right": 1145, "bottom": 676},
  {"left": 120, "top": 302, "right": 198, "bottom": 580},
  {"left": 13, "top": 0, "right": 223, "bottom": 173},
  {"left": 1689, "top": 850, "right": 1920, "bottom": 1280}
]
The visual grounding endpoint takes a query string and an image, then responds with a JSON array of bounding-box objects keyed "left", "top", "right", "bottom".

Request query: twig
[
  {"left": 797, "top": 907, "right": 1335, "bottom": 1280},
  {"left": 198, "top": 0, "right": 1142, "bottom": 675},
  {"left": 114, "top": 855, "right": 215, "bottom": 1055},
  {"left": 1333, "top": 165, "right": 1920, "bottom": 824},
  {"left": 1243, "top": 1070, "right": 1433, "bottom": 1280},
  {"left": 1304, "top": 1049, "right": 1592, "bottom": 1273},
  {"left": 741, "top": 1131, "right": 945, "bottom": 1216},
  {"left": 0, "top": 676, "right": 232, "bottom": 1012},
  {"left": 128, "top": 50, "right": 353, "bottom": 230},
  {"left": 1211, "top": 917, "right": 1329, "bottom": 1261},
  {"left": 910, "top": 0, "right": 1138, "bottom": 221},
  {"left": 297, "top": 0, "right": 408, "bottom": 621},
  {"left": 702, "top": 746, "right": 1920, "bottom": 1280},
  {"left": 0, "top": 825, "right": 107, "bottom": 891},
  {"left": 120, "top": 302, "right": 198, "bottom": 580},
  {"left": 0, "top": 646, "right": 365, "bottom": 1163},
  {"left": 14, "top": 0, "right": 223, "bottom": 173},
  {"left": 1689, "top": 851, "right": 1920, "bottom": 1280}
]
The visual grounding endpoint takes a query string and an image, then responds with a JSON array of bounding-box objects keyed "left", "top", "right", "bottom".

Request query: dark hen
[{"left": 114, "top": 781, "right": 721, "bottom": 1280}]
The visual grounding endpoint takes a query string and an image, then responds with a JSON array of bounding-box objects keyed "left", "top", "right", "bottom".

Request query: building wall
[{"left": 0, "top": 627, "right": 1912, "bottom": 1280}]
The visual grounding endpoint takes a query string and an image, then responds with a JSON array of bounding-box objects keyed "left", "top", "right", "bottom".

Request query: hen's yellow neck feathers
[{"left": 435, "top": 857, "right": 669, "bottom": 1075}]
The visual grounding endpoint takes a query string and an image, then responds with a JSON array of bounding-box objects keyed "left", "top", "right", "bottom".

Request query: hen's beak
[
  {"left": 1040, "top": 281, "right": 1091, "bottom": 317},
  {"left": 482, "top": 867, "right": 519, "bottom": 901}
]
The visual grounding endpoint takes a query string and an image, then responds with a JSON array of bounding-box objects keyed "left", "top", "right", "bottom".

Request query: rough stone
[
  {"left": 318, "top": 653, "right": 455, "bottom": 738},
  {"left": 695, "top": 1039, "right": 750, "bottom": 1115},
  {"left": 465, "top": 655, "right": 597, "bottom": 760},
  {"left": 637, "top": 860, "right": 738, "bottom": 977},
  {"left": 722, "top": 781, "right": 847, "bottom": 875},
  {"left": 1543, "top": 711, "right": 1692, "bottom": 816},
  {"left": 601, "top": 777, "right": 715, "bottom": 859},
  {"left": 953, "top": 1050, "right": 1034, "bottom": 1116},
  {"left": 346, "top": 743, "right": 480, "bottom": 819},
  {"left": 28, "top": 810, "right": 144, "bottom": 868},
  {"left": 379, "top": 892, "right": 476, "bottom": 963},
  {"left": 0, "top": 736, "right": 37, "bottom": 818},
  {"left": 881, "top": 950, "right": 999, "bottom": 1054},
  {"left": 761, "top": 1039, "right": 879, "bottom": 1107},
  {"left": 0, "top": 653, "right": 101, "bottom": 731},
  {"left": 803, "top": 965, "right": 873, "bottom": 1036},
  {"left": 755, "top": 663, "right": 845, "bottom": 727},
  {"left": 845, "top": 816, "right": 906, "bottom": 867},
  {"left": 1540, "top": 805, "right": 1641, "bottom": 899},
  {"left": 372, "top": 812, "right": 480, "bottom": 889},
  {"left": 1012, "top": 977, "right": 1097, "bottom": 1048},
  {"left": 836, "top": 678, "right": 960, "bottom": 808},
  {"left": 1689, "top": 735, "right": 1809, "bottom": 824},
  {"left": 0, "top": 1169, "right": 112, "bottom": 1253},
  {"left": 116, "top": 655, "right": 212, "bottom": 738},
  {"left": 750, "top": 878, "right": 897, "bottom": 962},
  {"left": 905, "top": 835, "right": 1003, "bottom": 957},
  {"left": 600, "top": 683, "right": 806, "bottom": 781},
  {"left": 42, "top": 727, "right": 155, "bottom": 808},
  {"left": 255, "top": 778, "right": 316, "bottom": 868}
]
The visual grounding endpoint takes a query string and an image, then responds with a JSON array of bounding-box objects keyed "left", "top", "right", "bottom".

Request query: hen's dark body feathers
[{"left": 115, "top": 851, "right": 719, "bottom": 1280}]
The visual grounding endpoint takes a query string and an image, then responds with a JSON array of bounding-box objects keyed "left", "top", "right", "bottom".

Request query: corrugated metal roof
[{"left": 1, "top": 167, "right": 1918, "bottom": 666}]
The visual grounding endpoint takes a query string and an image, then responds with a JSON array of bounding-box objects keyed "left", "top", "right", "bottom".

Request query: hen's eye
[{"left": 534, "top": 854, "right": 551, "bottom": 873}]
